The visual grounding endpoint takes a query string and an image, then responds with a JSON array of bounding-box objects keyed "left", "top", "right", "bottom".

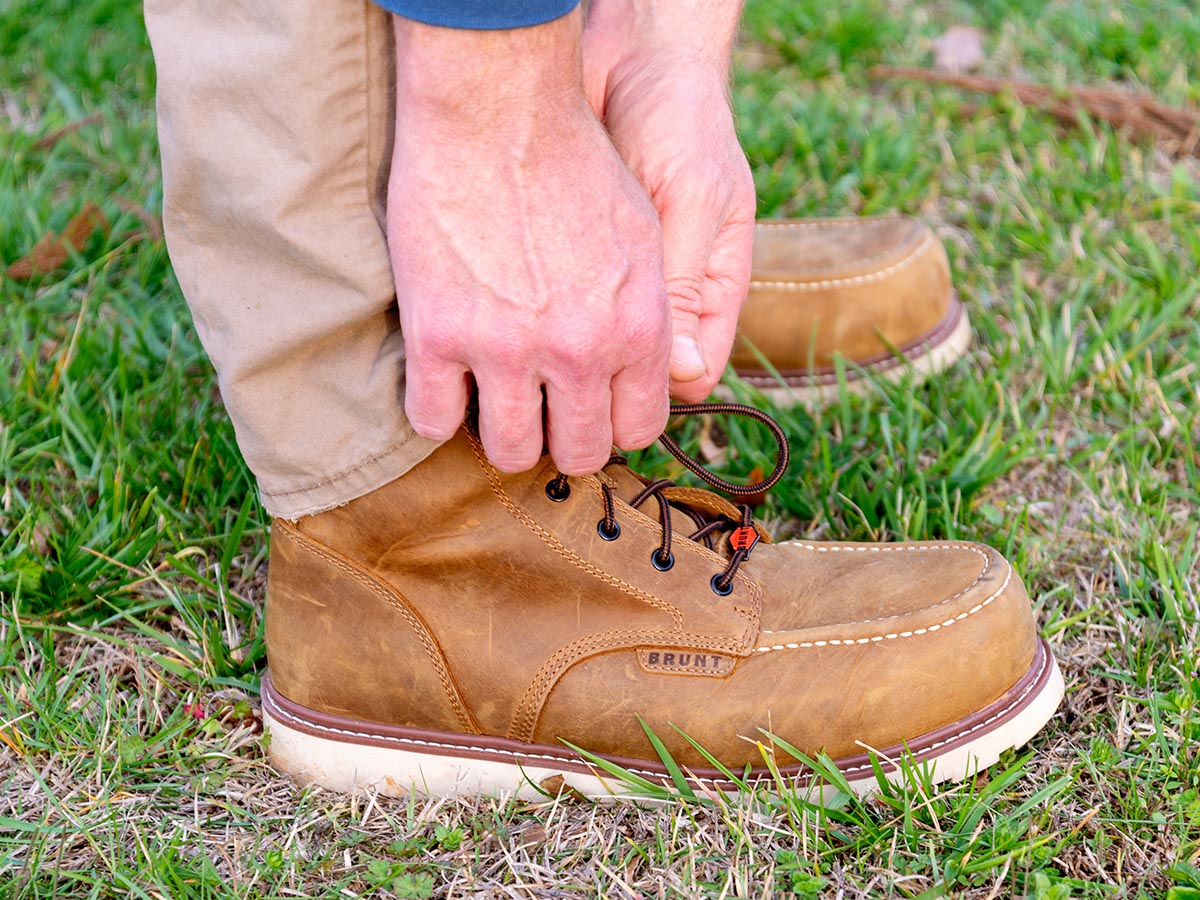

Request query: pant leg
[{"left": 145, "top": 0, "right": 439, "bottom": 518}]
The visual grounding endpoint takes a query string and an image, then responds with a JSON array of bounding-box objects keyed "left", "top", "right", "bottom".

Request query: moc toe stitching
[
  {"left": 752, "top": 544, "right": 1013, "bottom": 653},
  {"left": 748, "top": 233, "right": 934, "bottom": 292},
  {"left": 763, "top": 539, "right": 994, "bottom": 630},
  {"left": 753, "top": 218, "right": 925, "bottom": 274},
  {"left": 756, "top": 216, "right": 908, "bottom": 230}
]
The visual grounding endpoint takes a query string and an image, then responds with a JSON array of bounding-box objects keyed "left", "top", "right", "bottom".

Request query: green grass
[{"left": 2, "top": 0, "right": 1198, "bottom": 896}]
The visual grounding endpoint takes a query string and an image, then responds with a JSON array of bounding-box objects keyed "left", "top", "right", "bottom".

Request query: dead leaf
[
  {"left": 61, "top": 202, "right": 107, "bottom": 247},
  {"left": 5, "top": 202, "right": 109, "bottom": 279},
  {"left": 517, "top": 824, "right": 548, "bottom": 845},
  {"left": 932, "top": 26, "right": 986, "bottom": 73},
  {"left": 870, "top": 66, "right": 1200, "bottom": 158},
  {"left": 536, "top": 774, "right": 587, "bottom": 802},
  {"left": 30, "top": 522, "right": 51, "bottom": 557},
  {"left": 6, "top": 234, "right": 67, "bottom": 281},
  {"left": 743, "top": 467, "right": 768, "bottom": 509}
]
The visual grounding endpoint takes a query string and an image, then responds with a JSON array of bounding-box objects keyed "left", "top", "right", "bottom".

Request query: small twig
[
  {"left": 869, "top": 65, "right": 1200, "bottom": 158},
  {"left": 32, "top": 113, "right": 103, "bottom": 150}
]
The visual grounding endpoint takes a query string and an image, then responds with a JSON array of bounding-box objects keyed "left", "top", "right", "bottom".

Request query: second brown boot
[{"left": 731, "top": 216, "right": 969, "bottom": 402}]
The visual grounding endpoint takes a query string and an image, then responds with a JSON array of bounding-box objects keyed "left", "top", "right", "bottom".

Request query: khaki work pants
[{"left": 145, "top": 0, "right": 439, "bottom": 518}]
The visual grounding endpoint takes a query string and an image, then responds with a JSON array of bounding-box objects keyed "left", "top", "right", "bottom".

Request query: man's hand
[
  {"left": 583, "top": 0, "right": 755, "bottom": 401},
  {"left": 388, "top": 10, "right": 671, "bottom": 474}
]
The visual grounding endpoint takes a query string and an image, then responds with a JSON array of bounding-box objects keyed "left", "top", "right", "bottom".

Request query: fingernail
[{"left": 671, "top": 335, "right": 706, "bottom": 379}]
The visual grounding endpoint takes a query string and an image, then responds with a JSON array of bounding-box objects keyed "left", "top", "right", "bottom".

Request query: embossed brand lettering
[{"left": 644, "top": 650, "right": 726, "bottom": 670}]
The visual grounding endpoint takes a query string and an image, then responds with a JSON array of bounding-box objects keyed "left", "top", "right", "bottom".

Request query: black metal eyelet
[
  {"left": 545, "top": 479, "right": 570, "bottom": 502},
  {"left": 651, "top": 550, "right": 675, "bottom": 571},
  {"left": 710, "top": 574, "right": 733, "bottom": 596},
  {"left": 597, "top": 519, "right": 621, "bottom": 541}
]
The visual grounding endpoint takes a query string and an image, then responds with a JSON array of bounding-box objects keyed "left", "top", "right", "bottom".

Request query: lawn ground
[{"left": 1, "top": 0, "right": 1198, "bottom": 897}]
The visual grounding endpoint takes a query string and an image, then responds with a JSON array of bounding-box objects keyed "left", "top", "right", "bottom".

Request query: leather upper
[
  {"left": 265, "top": 428, "right": 1037, "bottom": 767},
  {"left": 731, "top": 216, "right": 954, "bottom": 374}
]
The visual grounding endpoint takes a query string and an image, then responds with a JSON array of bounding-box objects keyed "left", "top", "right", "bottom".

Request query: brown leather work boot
[
  {"left": 730, "top": 216, "right": 969, "bottom": 402},
  {"left": 261, "top": 404, "right": 1061, "bottom": 800}
]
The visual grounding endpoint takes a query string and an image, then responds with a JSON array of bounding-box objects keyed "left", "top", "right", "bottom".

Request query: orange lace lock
[{"left": 729, "top": 525, "right": 760, "bottom": 554}]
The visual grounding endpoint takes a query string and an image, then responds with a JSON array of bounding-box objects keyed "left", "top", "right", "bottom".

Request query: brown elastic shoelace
[{"left": 544, "top": 402, "right": 790, "bottom": 595}]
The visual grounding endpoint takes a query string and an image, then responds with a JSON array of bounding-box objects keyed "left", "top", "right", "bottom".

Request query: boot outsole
[{"left": 261, "top": 637, "right": 1063, "bottom": 802}]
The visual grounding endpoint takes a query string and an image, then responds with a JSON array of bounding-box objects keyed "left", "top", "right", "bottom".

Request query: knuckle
[
  {"left": 407, "top": 318, "right": 465, "bottom": 361},
  {"left": 666, "top": 274, "right": 705, "bottom": 317},
  {"left": 484, "top": 427, "right": 542, "bottom": 473},
  {"left": 487, "top": 324, "right": 535, "bottom": 368},
  {"left": 621, "top": 305, "right": 670, "bottom": 352},
  {"left": 550, "top": 327, "right": 605, "bottom": 369}
]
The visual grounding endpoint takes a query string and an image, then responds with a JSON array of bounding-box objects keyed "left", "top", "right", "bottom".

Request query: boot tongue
[{"left": 597, "top": 463, "right": 772, "bottom": 552}]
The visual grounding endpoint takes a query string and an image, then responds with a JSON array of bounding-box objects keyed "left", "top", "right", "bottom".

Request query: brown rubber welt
[{"left": 262, "top": 637, "right": 1055, "bottom": 792}]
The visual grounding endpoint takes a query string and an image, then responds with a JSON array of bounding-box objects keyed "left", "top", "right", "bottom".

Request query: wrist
[
  {"left": 393, "top": 9, "right": 586, "bottom": 138},
  {"left": 585, "top": 0, "right": 743, "bottom": 76}
]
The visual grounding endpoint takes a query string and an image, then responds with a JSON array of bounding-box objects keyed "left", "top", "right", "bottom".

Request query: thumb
[
  {"left": 662, "top": 206, "right": 714, "bottom": 385},
  {"left": 669, "top": 308, "right": 706, "bottom": 384}
]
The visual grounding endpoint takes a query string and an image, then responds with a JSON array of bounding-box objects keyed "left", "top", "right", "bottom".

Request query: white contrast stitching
[
  {"left": 748, "top": 234, "right": 933, "bottom": 292},
  {"left": 754, "top": 218, "right": 922, "bottom": 273},
  {"left": 753, "top": 564, "right": 1012, "bottom": 653}
]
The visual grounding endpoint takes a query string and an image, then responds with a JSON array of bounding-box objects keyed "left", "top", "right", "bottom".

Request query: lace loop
[{"left": 658, "top": 402, "right": 789, "bottom": 497}]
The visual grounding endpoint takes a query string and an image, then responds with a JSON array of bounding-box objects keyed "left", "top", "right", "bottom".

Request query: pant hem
[{"left": 260, "top": 430, "right": 441, "bottom": 519}]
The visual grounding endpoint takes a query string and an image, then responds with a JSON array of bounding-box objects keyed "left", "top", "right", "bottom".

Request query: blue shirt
[{"left": 374, "top": 0, "right": 580, "bottom": 29}]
